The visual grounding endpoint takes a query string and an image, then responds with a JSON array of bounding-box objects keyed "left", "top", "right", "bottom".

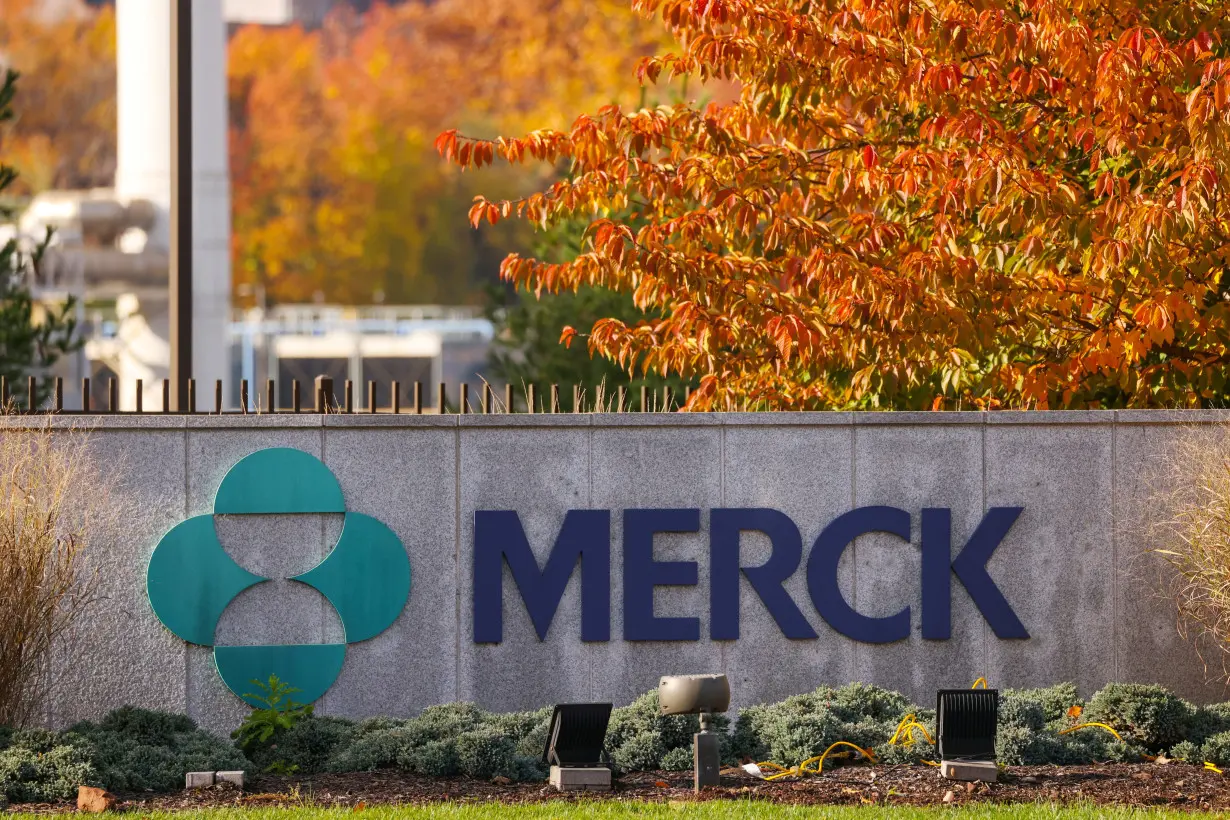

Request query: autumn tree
[
  {"left": 0, "top": 0, "right": 115, "bottom": 194},
  {"left": 485, "top": 218, "right": 693, "bottom": 399},
  {"left": 444, "top": 0, "right": 1230, "bottom": 410},
  {"left": 230, "top": 0, "right": 668, "bottom": 307}
]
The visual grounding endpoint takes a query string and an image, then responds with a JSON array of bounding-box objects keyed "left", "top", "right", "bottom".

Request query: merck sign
[{"left": 473, "top": 506, "right": 1029, "bottom": 645}]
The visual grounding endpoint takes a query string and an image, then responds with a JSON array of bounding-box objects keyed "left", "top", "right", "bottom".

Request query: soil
[{"left": 11, "top": 763, "right": 1230, "bottom": 814}]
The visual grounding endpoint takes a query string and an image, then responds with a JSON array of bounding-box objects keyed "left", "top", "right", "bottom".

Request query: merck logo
[
  {"left": 146, "top": 449, "right": 411, "bottom": 706},
  {"left": 147, "top": 448, "right": 1027, "bottom": 707},
  {"left": 473, "top": 507, "right": 1028, "bottom": 644}
]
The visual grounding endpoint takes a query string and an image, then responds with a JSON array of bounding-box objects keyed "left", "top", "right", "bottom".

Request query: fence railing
[{"left": 0, "top": 376, "right": 686, "bottom": 415}]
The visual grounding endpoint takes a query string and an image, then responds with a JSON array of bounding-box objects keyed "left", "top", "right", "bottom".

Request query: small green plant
[{"left": 231, "top": 675, "right": 314, "bottom": 773}]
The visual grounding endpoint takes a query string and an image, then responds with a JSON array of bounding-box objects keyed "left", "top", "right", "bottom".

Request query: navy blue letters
[
  {"left": 710, "top": 508, "right": 817, "bottom": 640},
  {"left": 807, "top": 506, "right": 913, "bottom": 644},
  {"left": 473, "top": 506, "right": 1025, "bottom": 643},
  {"left": 624, "top": 508, "right": 702, "bottom": 641},
  {"left": 473, "top": 509, "right": 610, "bottom": 643}
]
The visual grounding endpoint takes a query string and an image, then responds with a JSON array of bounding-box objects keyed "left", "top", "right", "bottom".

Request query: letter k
[{"left": 921, "top": 507, "right": 1029, "bottom": 639}]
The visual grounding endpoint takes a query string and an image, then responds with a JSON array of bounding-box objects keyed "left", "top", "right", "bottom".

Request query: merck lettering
[{"left": 473, "top": 507, "right": 1028, "bottom": 645}]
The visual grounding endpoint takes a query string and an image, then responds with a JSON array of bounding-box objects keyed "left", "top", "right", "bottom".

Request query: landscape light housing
[
  {"left": 936, "top": 689, "right": 999, "bottom": 762},
  {"left": 541, "top": 703, "right": 613, "bottom": 768},
  {"left": 658, "top": 674, "right": 730, "bottom": 791}
]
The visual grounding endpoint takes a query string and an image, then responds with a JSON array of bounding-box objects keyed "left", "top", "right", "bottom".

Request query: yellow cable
[
  {"left": 1058, "top": 722, "right": 1123, "bottom": 742},
  {"left": 922, "top": 759, "right": 940, "bottom": 767},
  {"left": 971, "top": 677, "right": 988, "bottom": 689},
  {"left": 1205, "top": 762, "right": 1223, "bottom": 774},
  {"left": 756, "top": 741, "right": 877, "bottom": 781}
]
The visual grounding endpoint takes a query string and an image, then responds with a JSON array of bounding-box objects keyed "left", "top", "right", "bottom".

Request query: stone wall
[{"left": 12, "top": 410, "right": 1229, "bottom": 734}]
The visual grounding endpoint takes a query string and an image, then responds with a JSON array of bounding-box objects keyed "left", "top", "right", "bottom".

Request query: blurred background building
[{"left": 6, "top": 0, "right": 489, "bottom": 411}]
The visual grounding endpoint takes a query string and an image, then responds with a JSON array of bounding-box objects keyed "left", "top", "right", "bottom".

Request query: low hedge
[
  {"left": 6, "top": 681, "right": 1230, "bottom": 803},
  {"left": 0, "top": 708, "right": 246, "bottom": 803}
]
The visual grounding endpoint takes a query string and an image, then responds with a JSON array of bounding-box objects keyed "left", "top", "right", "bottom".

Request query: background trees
[
  {"left": 0, "top": 71, "right": 80, "bottom": 405},
  {"left": 229, "top": 0, "right": 667, "bottom": 307},
  {"left": 0, "top": 0, "right": 115, "bottom": 194},
  {"left": 447, "top": 0, "right": 1230, "bottom": 410}
]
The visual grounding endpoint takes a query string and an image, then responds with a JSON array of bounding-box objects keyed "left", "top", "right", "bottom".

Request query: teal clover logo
[{"left": 147, "top": 448, "right": 411, "bottom": 706}]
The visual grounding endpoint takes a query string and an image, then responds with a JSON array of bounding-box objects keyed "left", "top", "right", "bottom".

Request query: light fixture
[
  {"left": 936, "top": 688, "right": 999, "bottom": 782},
  {"left": 542, "top": 703, "right": 613, "bottom": 792},
  {"left": 659, "top": 674, "right": 731, "bottom": 791}
]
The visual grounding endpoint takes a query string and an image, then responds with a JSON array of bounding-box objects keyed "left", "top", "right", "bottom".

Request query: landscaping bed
[{"left": 8, "top": 762, "right": 1230, "bottom": 814}]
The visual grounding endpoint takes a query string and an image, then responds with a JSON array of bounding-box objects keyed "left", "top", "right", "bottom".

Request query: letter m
[{"left": 473, "top": 510, "right": 610, "bottom": 643}]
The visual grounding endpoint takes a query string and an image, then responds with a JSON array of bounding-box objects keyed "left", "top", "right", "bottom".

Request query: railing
[{"left": 0, "top": 376, "right": 686, "bottom": 415}]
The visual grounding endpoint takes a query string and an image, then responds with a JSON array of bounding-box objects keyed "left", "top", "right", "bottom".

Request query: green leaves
[{"left": 0, "top": 71, "right": 80, "bottom": 407}]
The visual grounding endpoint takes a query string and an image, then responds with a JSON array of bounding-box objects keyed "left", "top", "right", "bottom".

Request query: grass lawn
[{"left": 9, "top": 806, "right": 1222, "bottom": 819}]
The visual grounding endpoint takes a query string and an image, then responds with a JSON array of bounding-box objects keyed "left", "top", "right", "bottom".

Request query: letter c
[{"left": 806, "top": 506, "right": 911, "bottom": 643}]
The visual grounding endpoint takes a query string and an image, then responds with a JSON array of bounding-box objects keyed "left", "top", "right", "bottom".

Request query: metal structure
[
  {"left": 0, "top": 376, "right": 686, "bottom": 415},
  {"left": 170, "top": 0, "right": 193, "bottom": 411}
]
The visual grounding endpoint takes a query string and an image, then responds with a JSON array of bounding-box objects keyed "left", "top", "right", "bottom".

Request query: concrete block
[
  {"left": 853, "top": 423, "right": 985, "bottom": 703},
  {"left": 322, "top": 414, "right": 457, "bottom": 428},
  {"left": 720, "top": 425, "right": 856, "bottom": 708},
  {"left": 721, "top": 412, "right": 854, "bottom": 427},
  {"left": 983, "top": 422, "right": 1115, "bottom": 695},
  {"left": 185, "top": 772, "right": 215, "bottom": 789},
  {"left": 549, "top": 766, "right": 611, "bottom": 791},
  {"left": 47, "top": 430, "right": 188, "bottom": 728},
  {"left": 458, "top": 426, "right": 592, "bottom": 712},
  {"left": 590, "top": 413, "right": 722, "bottom": 427},
  {"left": 318, "top": 427, "right": 458, "bottom": 719},
  {"left": 853, "top": 411, "right": 985, "bottom": 426},
  {"left": 589, "top": 425, "right": 724, "bottom": 707},
  {"left": 940, "top": 760, "right": 997, "bottom": 782},
  {"left": 215, "top": 771, "right": 245, "bottom": 788}
]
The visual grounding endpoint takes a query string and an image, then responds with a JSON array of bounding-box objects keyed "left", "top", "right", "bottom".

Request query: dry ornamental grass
[
  {"left": 0, "top": 417, "right": 114, "bottom": 727},
  {"left": 1150, "top": 426, "right": 1230, "bottom": 683}
]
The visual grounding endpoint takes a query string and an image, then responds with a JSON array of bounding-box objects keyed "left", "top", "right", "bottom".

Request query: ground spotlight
[
  {"left": 659, "top": 674, "right": 731, "bottom": 791},
  {"left": 542, "top": 703, "right": 613, "bottom": 792},
  {"left": 936, "top": 688, "right": 999, "bottom": 782}
]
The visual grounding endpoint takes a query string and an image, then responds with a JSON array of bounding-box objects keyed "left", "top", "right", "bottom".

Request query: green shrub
[
  {"left": 65, "top": 710, "right": 247, "bottom": 794},
  {"left": 325, "top": 725, "right": 416, "bottom": 772},
  {"left": 1000, "top": 683, "right": 1081, "bottom": 723},
  {"left": 1190, "top": 702, "right": 1230, "bottom": 744},
  {"left": 0, "top": 744, "right": 96, "bottom": 803},
  {"left": 998, "top": 695, "right": 1047, "bottom": 732},
  {"left": 97, "top": 706, "right": 197, "bottom": 747},
  {"left": 455, "top": 726, "right": 516, "bottom": 779},
  {"left": 401, "top": 740, "right": 458, "bottom": 776},
  {"left": 604, "top": 690, "right": 727, "bottom": 774},
  {"left": 251, "top": 715, "right": 356, "bottom": 775},
  {"left": 1202, "top": 730, "right": 1230, "bottom": 766},
  {"left": 660, "top": 746, "right": 692, "bottom": 771},
  {"left": 1083, "top": 683, "right": 1194, "bottom": 751},
  {"left": 1168, "top": 739, "right": 1201, "bottom": 762},
  {"left": 996, "top": 724, "right": 1057, "bottom": 765},
  {"left": 831, "top": 683, "right": 912, "bottom": 723}
]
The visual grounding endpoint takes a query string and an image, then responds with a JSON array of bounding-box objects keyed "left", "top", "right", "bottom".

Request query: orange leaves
[{"left": 444, "top": 0, "right": 1230, "bottom": 410}]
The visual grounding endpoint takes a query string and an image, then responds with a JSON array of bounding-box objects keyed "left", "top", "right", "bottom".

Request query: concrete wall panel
[
  {"left": 984, "top": 419, "right": 1114, "bottom": 696},
  {"left": 30, "top": 411, "right": 1230, "bottom": 734}
]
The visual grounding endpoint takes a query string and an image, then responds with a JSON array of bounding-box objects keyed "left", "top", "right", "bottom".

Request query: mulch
[{"left": 10, "top": 763, "right": 1230, "bottom": 814}]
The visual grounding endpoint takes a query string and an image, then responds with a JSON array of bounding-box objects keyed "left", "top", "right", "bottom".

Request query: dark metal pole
[{"left": 170, "top": 0, "right": 193, "bottom": 411}]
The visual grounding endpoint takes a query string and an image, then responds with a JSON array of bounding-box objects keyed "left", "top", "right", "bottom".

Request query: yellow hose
[
  {"left": 971, "top": 677, "right": 989, "bottom": 689},
  {"left": 757, "top": 741, "right": 877, "bottom": 781},
  {"left": 1058, "top": 722, "right": 1123, "bottom": 742}
]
